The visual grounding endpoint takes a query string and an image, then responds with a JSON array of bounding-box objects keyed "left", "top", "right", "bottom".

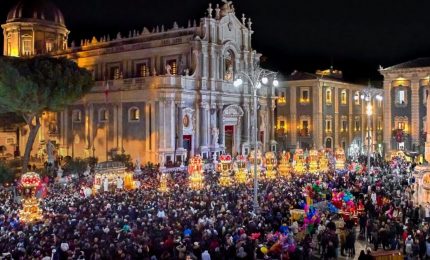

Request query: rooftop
[{"left": 382, "top": 57, "right": 430, "bottom": 70}]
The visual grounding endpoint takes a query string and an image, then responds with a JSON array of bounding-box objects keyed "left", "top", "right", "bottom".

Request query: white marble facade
[{"left": 2, "top": 1, "right": 277, "bottom": 164}]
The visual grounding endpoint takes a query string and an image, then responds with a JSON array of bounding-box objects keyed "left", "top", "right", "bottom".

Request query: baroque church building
[{"left": 1, "top": 0, "right": 277, "bottom": 164}]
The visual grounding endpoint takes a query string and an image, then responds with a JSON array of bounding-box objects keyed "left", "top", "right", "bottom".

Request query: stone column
[
  {"left": 217, "top": 103, "right": 224, "bottom": 146},
  {"left": 117, "top": 103, "right": 123, "bottom": 152},
  {"left": 113, "top": 104, "right": 118, "bottom": 150},
  {"left": 158, "top": 99, "right": 166, "bottom": 149},
  {"left": 290, "top": 86, "right": 297, "bottom": 146},
  {"left": 383, "top": 79, "right": 392, "bottom": 153},
  {"left": 269, "top": 102, "right": 276, "bottom": 141},
  {"left": 334, "top": 87, "right": 339, "bottom": 148},
  {"left": 166, "top": 98, "right": 175, "bottom": 149},
  {"left": 411, "top": 77, "right": 420, "bottom": 148},
  {"left": 200, "top": 102, "right": 209, "bottom": 147},
  {"left": 243, "top": 103, "right": 250, "bottom": 144},
  {"left": 177, "top": 102, "right": 184, "bottom": 149}
]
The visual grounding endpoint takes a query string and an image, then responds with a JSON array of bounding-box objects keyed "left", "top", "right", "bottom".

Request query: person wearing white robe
[
  {"left": 103, "top": 177, "right": 109, "bottom": 192},
  {"left": 116, "top": 176, "right": 124, "bottom": 190}
]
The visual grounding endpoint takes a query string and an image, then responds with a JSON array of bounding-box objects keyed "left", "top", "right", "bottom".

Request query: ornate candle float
[
  {"left": 217, "top": 154, "right": 233, "bottom": 186},
  {"left": 278, "top": 151, "right": 291, "bottom": 177},
  {"left": 335, "top": 148, "right": 346, "bottom": 170},
  {"left": 308, "top": 149, "right": 319, "bottom": 174},
  {"left": 158, "top": 172, "right": 169, "bottom": 192},
  {"left": 293, "top": 148, "right": 305, "bottom": 174},
  {"left": 318, "top": 150, "right": 329, "bottom": 173},
  {"left": 233, "top": 154, "right": 248, "bottom": 184},
  {"left": 188, "top": 155, "right": 204, "bottom": 190},
  {"left": 19, "top": 172, "right": 43, "bottom": 223},
  {"left": 264, "top": 151, "right": 277, "bottom": 179}
]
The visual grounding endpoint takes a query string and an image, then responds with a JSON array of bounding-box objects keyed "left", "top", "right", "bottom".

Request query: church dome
[{"left": 6, "top": 0, "right": 65, "bottom": 26}]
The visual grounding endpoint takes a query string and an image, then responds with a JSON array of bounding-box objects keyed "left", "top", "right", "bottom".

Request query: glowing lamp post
[
  {"left": 233, "top": 64, "right": 278, "bottom": 214},
  {"left": 19, "top": 172, "right": 42, "bottom": 222},
  {"left": 356, "top": 84, "right": 383, "bottom": 174}
]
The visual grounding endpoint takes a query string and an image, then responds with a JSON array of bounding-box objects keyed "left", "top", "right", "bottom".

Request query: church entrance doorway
[{"left": 225, "top": 125, "right": 234, "bottom": 155}]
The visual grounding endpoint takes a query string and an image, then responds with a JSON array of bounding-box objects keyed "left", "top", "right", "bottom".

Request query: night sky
[{"left": 1, "top": 0, "right": 430, "bottom": 83}]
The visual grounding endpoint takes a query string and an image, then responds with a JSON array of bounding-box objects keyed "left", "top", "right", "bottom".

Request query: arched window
[
  {"left": 325, "top": 88, "right": 332, "bottom": 104},
  {"left": 341, "top": 90, "right": 347, "bottom": 104},
  {"left": 325, "top": 137, "right": 332, "bottom": 149},
  {"left": 354, "top": 91, "right": 360, "bottom": 105},
  {"left": 129, "top": 107, "right": 140, "bottom": 122},
  {"left": 99, "top": 108, "right": 108, "bottom": 122}
]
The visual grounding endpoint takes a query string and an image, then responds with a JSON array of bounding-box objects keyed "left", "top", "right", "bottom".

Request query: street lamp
[
  {"left": 233, "top": 63, "right": 277, "bottom": 214},
  {"left": 359, "top": 84, "right": 383, "bottom": 174}
]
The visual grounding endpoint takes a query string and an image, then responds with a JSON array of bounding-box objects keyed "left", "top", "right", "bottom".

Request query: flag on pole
[{"left": 104, "top": 81, "right": 109, "bottom": 103}]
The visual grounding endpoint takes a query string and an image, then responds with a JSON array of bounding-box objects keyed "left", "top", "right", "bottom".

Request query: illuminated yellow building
[
  {"left": 276, "top": 68, "right": 384, "bottom": 157},
  {"left": 1, "top": 0, "right": 277, "bottom": 164}
]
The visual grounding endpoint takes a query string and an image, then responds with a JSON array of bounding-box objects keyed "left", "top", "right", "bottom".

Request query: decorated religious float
[
  {"left": 93, "top": 161, "right": 134, "bottom": 193},
  {"left": 278, "top": 151, "right": 292, "bottom": 177},
  {"left": 188, "top": 155, "right": 204, "bottom": 190},
  {"left": 293, "top": 148, "right": 306, "bottom": 174},
  {"left": 318, "top": 150, "right": 329, "bottom": 172},
  {"left": 19, "top": 172, "right": 43, "bottom": 222},
  {"left": 264, "top": 152, "right": 277, "bottom": 179},
  {"left": 233, "top": 155, "right": 248, "bottom": 184},
  {"left": 308, "top": 149, "right": 319, "bottom": 174},
  {"left": 217, "top": 154, "right": 233, "bottom": 186},
  {"left": 335, "top": 148, "right": 346, "bottom": 170},
  {"left": 158, "top": 172, "right": 169, "bottom": 192},
  {"left": 248, "top": 149, "right": 263, "bottom": 179}
]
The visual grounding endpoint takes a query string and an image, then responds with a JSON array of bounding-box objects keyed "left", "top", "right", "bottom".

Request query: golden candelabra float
[
  {"left": 158, "top": 172, "right": 169, "bottom": 192},
  {"left": 293, "top": 148, "right": 306, "bottom": 174},
  {"left": 335, "top": 148, "right": 346, "bottom": 170},
  {"left": 188, "top": 155, "right": 204, "bottom": 190},
  {"left": 249, "top": 149, "right": 263, "bottom": 179},
  {"left": 234, "top": 155, "right": 248, "bottom": 184},
  {"left": 318, "top": 150, "right": 329, "bottom": 172},
  {"left": 217, "top": 154, "right": 233, "bottom": 186},
  {"left": 308, "top": 149, "right": 319, "bottom": 174},
  {"left": 264, "top": 152, "right": 277, "bottom": 179},
  {"left": 19, "top": 172, "right": 43, "bottom": 223},
  {"left": 278, "top": 151, "right": 291, "bottom": 177}
]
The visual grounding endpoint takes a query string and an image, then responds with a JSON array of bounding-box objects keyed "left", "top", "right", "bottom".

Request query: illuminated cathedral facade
[{"left": 1, "top": 0, "right": 277, "bottom": 164}]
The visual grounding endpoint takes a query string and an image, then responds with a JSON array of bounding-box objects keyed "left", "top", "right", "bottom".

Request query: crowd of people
[{"left": 0, "top": 153, "right": 427, "bottom": 260}]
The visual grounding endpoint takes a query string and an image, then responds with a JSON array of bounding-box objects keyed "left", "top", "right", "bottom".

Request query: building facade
[
  {"left": 380, "top": 58, "right": 430, "bottom": 154},
  {"left": 1, "top": 0, "right": 277, "bottom": 164},
  {"left": 276, "top": 69, "right": 384, "bottom": 156}
]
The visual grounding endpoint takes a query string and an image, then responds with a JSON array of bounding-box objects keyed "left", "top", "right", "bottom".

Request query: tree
[{"left": 0, "top": 56, "right": 94, "bottom": 172}]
